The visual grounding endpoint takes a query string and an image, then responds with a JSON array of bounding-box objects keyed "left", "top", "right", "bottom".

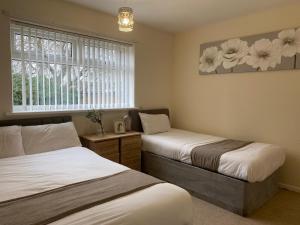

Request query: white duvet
[
  {"left": 0, "top": 147, "right": 192, "bottom": 225},
  {"left": 142, "top": 128, "right": 285, "bottom": 182}
]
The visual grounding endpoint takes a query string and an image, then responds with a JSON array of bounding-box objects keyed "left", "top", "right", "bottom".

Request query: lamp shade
[{"left": 118, "top": 7, "right": 134, "bottom": 32}]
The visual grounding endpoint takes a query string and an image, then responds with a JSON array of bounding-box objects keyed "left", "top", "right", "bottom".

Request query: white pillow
[
  {"left": 22, "top": 122, "right": 82, "bottom": 155},
  {"left": 0, "top": 126, "right": 25, "bottom": 158},
  {"left": 139, "top": 113, "right": 171, "bottom": 134}
]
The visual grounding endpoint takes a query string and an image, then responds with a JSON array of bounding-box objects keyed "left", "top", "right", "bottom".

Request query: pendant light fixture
[{"left": 118, "top": 7, "right": 134, "bottom": 32}]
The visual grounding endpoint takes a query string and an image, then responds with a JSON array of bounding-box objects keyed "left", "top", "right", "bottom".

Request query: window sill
[{"left": 6, "top": 107, "right": 138, "bottom": 117}]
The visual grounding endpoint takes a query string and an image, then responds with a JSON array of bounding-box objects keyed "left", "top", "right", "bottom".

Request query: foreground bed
[
  {"left": 129, "top": 109, "right": 285, "bottom": 216},
  {"left": 0, "top": 116, "right": 192, "bottom": 225}
]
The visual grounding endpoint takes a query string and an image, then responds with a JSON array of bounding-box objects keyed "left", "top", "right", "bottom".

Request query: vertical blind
[{"left": 10, "top": 21, "right": 135, "bottom": 112}]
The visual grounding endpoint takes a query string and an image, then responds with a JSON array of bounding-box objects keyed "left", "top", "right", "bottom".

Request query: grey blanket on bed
[
  {"left": 0, "top": 170, "right": 162, "bottom": 225},
  {"left": 191, "top": 139, "right": 252, "bottom": 172}
]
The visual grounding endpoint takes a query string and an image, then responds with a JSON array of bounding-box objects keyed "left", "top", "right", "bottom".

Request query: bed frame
[
  {"left": 0, "top": 116, "right": 72, "bottom": 127},
  {"left": 129, "top": 109, "right": 279, "bottom": 216}
]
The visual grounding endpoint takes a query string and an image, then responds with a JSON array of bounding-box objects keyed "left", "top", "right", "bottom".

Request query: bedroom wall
[
  {"left": 0, "top": 0, "right": 173, "bottom": 134},
  {"left": 171, "top": 3, "right": 300, "bottom": 190}
]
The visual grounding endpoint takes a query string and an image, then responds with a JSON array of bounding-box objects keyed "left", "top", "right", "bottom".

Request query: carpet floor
[{"left": 192, "top": 190, "right": 300, "bottom": 225}]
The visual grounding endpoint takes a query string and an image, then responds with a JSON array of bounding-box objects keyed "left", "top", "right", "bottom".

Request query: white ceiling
[{"left": 66, "top": 0, "right": 297, "bottom": 33}]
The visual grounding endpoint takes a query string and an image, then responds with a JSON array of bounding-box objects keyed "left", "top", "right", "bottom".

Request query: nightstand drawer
[
  {"left": 121, "top": 147, "right": 141, "bottom": 161},
  {"left": 88, "top": 139, "right": 119, "bottom": 163},
  {"left": 120, "top": 135, "right": 141, "bottom": 170},
  {"left": 121, "top": 158, "right": 141, "bottom": 171},
  {"left": 102, "top": 153, "right": 120, "bottom": 163},
  {"left": 121, "top": 135, "right": 142, "bottom": 149}
]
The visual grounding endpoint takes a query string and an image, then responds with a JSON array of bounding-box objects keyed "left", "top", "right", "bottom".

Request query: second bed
[
  {"left": 142, "top": 128, "right": 285, "bottom": 183},
  {"left": 129, "top": 108, "right": 285, "bottom": 216}
]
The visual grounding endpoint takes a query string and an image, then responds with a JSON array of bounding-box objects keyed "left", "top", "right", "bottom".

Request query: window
[{"left": 10, "top": 21, "right": 135, "bottom": 112}]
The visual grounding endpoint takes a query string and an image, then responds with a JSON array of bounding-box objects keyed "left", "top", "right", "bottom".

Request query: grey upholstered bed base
[
  {"left": 142, "top": 151, "right": 278, "bottom": 216},
  {"left": 129, "top": 108, "right": 279, "bottom": 216}
]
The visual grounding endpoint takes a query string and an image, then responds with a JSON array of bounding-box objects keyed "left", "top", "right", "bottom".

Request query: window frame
[{"left": 10, "top": 21, "right": 135, "bottom": 114}]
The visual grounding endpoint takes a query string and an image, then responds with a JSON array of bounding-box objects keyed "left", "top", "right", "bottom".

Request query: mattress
[
  {"left": 142, "top": 128, "right": 285, "bottom": 182},
  {"left": 0, "top": 147, "right": 192, "bottom": 225}
]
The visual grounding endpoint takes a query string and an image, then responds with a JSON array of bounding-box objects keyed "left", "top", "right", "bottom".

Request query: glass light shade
[{"left": 118, "top": 7, "right": 134, "bottom": 32}]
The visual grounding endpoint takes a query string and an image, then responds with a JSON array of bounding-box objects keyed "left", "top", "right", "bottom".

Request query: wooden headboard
[
  {"left": 0, "top": 116, "right": 72, "bottom": 127},
  {"left": 128, "top": 108, "right": 170, "bottom": 132}
]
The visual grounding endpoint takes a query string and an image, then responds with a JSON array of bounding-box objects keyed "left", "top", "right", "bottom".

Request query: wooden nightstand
[{"left": 80, "top": 132, "right": 141, "bottom": 171}]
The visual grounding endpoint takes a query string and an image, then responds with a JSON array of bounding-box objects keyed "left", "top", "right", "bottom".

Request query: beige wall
[
  {"left": 0, "top": 0, "right": 173, "bottom": 134},
  {"left": 172, "top": 3, "right": 300, "bottom": 189}
]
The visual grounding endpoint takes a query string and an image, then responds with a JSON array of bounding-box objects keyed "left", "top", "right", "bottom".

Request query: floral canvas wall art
[{"left": 199, "top": 27, "right": 300, "bottom": 75}]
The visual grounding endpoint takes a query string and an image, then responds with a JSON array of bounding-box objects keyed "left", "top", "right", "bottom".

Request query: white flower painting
[
  {"left": 221, "top": 38, "right": 249, "bottom": 69},
  {"left": 199, "top": 47, "right": 222, "bottom": 73},
  {"left": 199, "top": 27, "right": 300, "bottom": 74},
  {"left": 245, "top": 39, "right": 281, "bottom": 71},
  {"left": 273, "top": 29, "right": 300, "bottom": 57}
]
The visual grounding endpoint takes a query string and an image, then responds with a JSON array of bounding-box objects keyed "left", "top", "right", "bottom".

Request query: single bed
[
  {"left": 129, "top": 108, "right": 285, "bottom": 216},
  {"left": 142, "top": 128, "right": 285, "bottom": 183},
  {"left": 0, "top": 116, "right": 192, "bottom": 225}
]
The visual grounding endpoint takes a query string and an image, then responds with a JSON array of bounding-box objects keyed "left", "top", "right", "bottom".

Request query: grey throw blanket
[
  {"left": 0, "top": 170, "right": 162, "bottom": 225},
  {"left": 191, "top": 139, "right": 252, "bottom": 172}
]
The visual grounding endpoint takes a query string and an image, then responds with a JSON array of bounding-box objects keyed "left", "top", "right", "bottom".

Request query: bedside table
[{"left": 80, "top": 132, "right": 141, "bottom": 171}]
